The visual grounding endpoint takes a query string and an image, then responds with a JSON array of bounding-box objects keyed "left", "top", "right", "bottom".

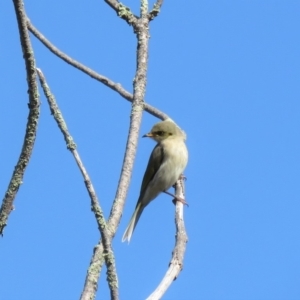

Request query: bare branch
[
  {"left": 104, "top": 0, "right": 120, "bottom": 12},
  {"left": 26, "top": 19, "right": 168, "bottom": 120},
  {"left": 145, "top": 103, "right": 169, "bottom": 120},
  {"left": 146, "top": 178, "right": 188, "bottom": 300},
  {"left": 104, "top": 0, "right": 138, "bottom": 25},
  {"left": 27, "top": 20, "right": 131, "bottom": 100},
  {"left": 80, "top": 243, "right": 105, "bottom": 300},
  {"left": 148, "top": 0, "right": 164, "bottom": 20},
  {"left": 0, "top": 0, "right": 40, "bottom": 235},
  {"left": 117, "top": 3, "right": 138, "bottom": 25},
  {"left": 36, "top": 68, "right": 119, "bottom": 300},
  {"left": 109, "top": 2, "right": 151, "bottom": 239},
  {"left": 81, "top": 4, "right": 152, "bottom": 299}
]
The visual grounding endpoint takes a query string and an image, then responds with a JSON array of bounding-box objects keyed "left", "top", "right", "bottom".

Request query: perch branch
[
  {"left": 36, "top": 68, "right": 119, "bottom": 300},
  {"left": 0, "top": 0, "right": 40, "bottom": 235},
  {"left": 146, "top": 178, "right": 188, "bottom": 300}
]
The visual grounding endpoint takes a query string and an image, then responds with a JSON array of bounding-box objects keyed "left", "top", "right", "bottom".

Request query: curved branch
[
  {"left": 36, "top": 69, "right": 119, "bottom": 300},
  {"left": 0, "top": 0, "right": 40, "bottom": 235},
  {"left": 26, "top": 19, "right": 168, "bottom": 120},
  {"left": 146, "top": 178, "right": 188, "bottom": 299}
]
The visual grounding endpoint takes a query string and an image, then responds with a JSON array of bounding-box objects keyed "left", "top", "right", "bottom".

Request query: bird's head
[{"left": 143, "top": 120, "right": 184, "bottom": 143}]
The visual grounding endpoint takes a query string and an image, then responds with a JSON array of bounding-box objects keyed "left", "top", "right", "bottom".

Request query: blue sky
[{"left": 1, "top": 1, "right": 300, "bottom": 299}]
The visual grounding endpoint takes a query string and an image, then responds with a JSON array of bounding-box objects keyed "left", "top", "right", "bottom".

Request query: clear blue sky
[{"left": 1, "top": 1, "right": 300, "bottom": 299}]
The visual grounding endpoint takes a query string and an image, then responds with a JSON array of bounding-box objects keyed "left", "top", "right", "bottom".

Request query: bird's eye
[{"left": 156, "top": 131, "right": 164, "bottom": 136}]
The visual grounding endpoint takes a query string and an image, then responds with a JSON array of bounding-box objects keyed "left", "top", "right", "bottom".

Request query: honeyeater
[{"left": 122, "top": 119, "right": 188, "bottom": 243}]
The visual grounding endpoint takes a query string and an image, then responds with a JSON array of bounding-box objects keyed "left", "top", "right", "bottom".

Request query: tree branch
[
  {"left": 0, "top": 0, "right": 40, "bottom": 235},
  {"left": 104, "top": 0, "right": 138, "bottom": 25},
  {"left": 140, "top": 0, "right": 149, "bottom": 17},
  {"left": 146, "top": 178, "right": 188, "bottom": 299},
  {"left": 36, "top": 68, "right": 119, "bottom": 300},
  {"left": 116, "top": 2, "right": 138, "bottom": 25},
  {"left": 103, "top": 0, "right": 120, "bottom": 12},
  {"left": 27, "top": 19, "right": 131, "bottom": 101},
  {"left": 80, "top": 2, "right": 151, "bottom": 299},
  {"left": 148, "top": 0, "right": 164, "bottom": 20},
  {"left": 26, "top": 19, "right": 168, "bottom": 120}
]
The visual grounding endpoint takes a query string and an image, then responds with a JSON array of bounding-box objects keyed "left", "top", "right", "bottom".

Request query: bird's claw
[
  {"left": 163, "top": 190, "right": 189, "bottom": 207},
  {"left": 180, "top": 174, "right": 187, "bottom": 181},
  {"left": 172, "top": 196, "right": 189, "bottom": 207}
]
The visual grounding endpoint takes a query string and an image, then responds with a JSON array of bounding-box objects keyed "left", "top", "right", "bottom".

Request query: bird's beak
[{"left": 142, "top": 132, "right": 153, "bottom": 138}]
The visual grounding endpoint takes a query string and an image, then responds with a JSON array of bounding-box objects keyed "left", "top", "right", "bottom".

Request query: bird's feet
[
  {"left": 172, "top": 196, "right": 189, "bottom": 207},
  {"left": 163, "top": 190, "right": 189, "bottom": 206},
  {"left": 180, "top": 174, "right": 187, "bottom": 181}
]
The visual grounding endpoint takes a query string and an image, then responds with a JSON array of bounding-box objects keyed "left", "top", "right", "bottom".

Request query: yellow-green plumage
[{"left": 122, "top": 120, "right": 188, "bottom": 243}]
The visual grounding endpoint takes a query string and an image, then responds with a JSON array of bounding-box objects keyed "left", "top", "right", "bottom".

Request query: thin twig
[
  {"left": 80, "top": 2, "right": 151, "bottom": 298},
  {"left": 103, "top": 0, "right": 120, "bottom": 12},
  {"left": 36, "top": 68, "right": 119, "bottom": 300},
  {"left": 0, "top": 0, "right": 40, "bottom": 235},
  {"left": 148, "top": 0, "right": 164, "bottom": 20},
  {"left": 26, "top": 19, "right": 168, "bottom": 120},
  {"left": 146, "top": 178, "right": 188, "bottom": 300},
  {"left": 27, "top": 19, "right": 131, "bottom": 100},
  {"left": 116, "top": 2, "right": 138, "bottom": 25},
  {"left": 104, "top": 0, "right": 138, "bottom": 25}
]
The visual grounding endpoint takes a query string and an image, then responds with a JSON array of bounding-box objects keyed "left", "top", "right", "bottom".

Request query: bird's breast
[
  {"left": 139, "top": 137, "right": 188, "bottom": 206},
  {"left": 155, "top": 138, "right": 188, "bottom": 189}
]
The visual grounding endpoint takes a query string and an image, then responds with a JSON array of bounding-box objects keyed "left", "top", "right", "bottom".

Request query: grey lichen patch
[
  {"left": 66, "top": 139, "right": 76, "bottom": 151},
  {"left": 131, "top": 105, "right": 144, "bottom": 114}
]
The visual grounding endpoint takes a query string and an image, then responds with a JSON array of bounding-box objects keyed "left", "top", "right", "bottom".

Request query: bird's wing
[{"left": 139, "top": 143, "right": 164, "bottom": 198}]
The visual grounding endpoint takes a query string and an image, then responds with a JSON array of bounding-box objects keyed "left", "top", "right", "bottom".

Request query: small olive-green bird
[{"left": 122, "top": 119, "right": 188, "bottom": 243}]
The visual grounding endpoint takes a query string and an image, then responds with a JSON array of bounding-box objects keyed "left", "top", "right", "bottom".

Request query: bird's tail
[{"left": 122, "top": 202, "right": 144, "bottom": 243}]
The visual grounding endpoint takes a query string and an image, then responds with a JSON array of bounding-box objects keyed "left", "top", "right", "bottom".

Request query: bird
[{"left": 122, "top": 119, "right": 188, "bottom": 243}]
